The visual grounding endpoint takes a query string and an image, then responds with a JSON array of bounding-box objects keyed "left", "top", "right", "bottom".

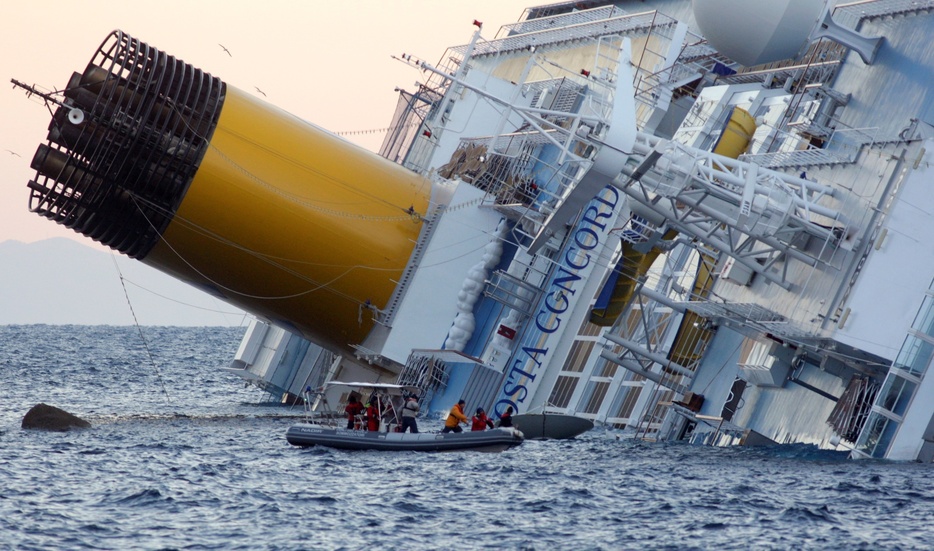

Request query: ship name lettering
[{"left": 494, "top": 186, "right": 618, "bottom": 416}]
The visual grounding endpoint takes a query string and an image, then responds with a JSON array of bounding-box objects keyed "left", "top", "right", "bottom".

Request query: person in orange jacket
[
  {"left": 442, "top": 399, "right": 469, "bottom": 433},
  {"left": 471, "top": 407, "right": 495, "bottom": 431}
]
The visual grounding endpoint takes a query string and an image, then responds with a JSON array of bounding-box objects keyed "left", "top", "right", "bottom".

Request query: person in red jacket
[
  {"left": 365, "top": 400, "right": 380, "bottom": 432},
  {"left": 471, "top": 407, "right": 495, "bottom": 431},
  {"left": 344, "top": 395, "right": 364, "bottom": 430},
  {"left": 498, "top": 405, "right": 514, "bottom": 428}
]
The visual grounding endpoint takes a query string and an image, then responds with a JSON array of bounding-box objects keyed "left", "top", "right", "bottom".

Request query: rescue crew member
[
  {"left": 498, "top": 405, "right": 514, "bottom": 428},
  {"left": 471, "top": 407, "right": 495, "bottom": 431},
  {"left": 365, "top": 399, "right": 380, "bottom": 432},
  {"left": 401, "top": 395, "right": 420, "bottom": 433},
  {"left": 344, "top": 395, "right": 364, "bottom": 430},
  {"left": 442, "top": 399, "right": 469, "bottom": 433}
]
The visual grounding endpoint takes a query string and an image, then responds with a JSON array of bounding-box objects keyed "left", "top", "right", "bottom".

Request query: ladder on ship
[{"left": 632, "top": 385, "right": 675, "bottom": 441}]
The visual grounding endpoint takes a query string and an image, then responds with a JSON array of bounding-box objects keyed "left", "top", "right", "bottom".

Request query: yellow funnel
[{"left": 26, "top": 31, "right": 430, "bottom": 354}]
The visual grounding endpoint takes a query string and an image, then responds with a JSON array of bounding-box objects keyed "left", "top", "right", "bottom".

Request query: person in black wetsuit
[{"left": 498, "top": 405, "right": 514, "bottom": 428}]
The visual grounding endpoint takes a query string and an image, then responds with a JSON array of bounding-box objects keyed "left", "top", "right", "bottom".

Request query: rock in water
[{"left": 21, "top": 403, "right": 91, "bottom": 432}]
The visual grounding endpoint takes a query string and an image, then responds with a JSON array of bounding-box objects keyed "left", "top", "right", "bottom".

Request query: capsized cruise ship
[{"left": 16, "top": 0, "right": 934, "bottom": 460}]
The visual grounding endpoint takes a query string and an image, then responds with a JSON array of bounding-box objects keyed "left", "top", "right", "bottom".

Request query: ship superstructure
[{"left": 17, "top": 0, "right": 934, "bottom": 460}]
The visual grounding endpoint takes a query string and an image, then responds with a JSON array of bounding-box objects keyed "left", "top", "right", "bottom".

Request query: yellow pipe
[
  {"left": 713, "top": 107, "right": 756, "bottom": 158},
  {"left": 666, "top": 107, "right": 756, "bottom": 368}
]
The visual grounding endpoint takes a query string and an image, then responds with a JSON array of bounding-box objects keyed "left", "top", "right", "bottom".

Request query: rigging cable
[
  {"left": 109, "top": 253, "right": 171, "bottom": 402},
  {"left": 128, "top": 194, "right": 370, "bottom": 303},
  {"left": 165, "top": 97, "right": 422, "bottom": 221}
]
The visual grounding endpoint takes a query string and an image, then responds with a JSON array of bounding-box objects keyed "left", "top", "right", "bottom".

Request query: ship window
[
  {"left": 577, "top": 316, "right": 603, "bottom": 338},
  {"left": 560, "top": 340, "right": 594, "bottom": 373},
  {"left": 893, "top": 334, "right": 934, "bottom": 377},
  {"left": 623, "top": 308, "right": 643, "bottom": 337},
  {"left": 582, "top": 381, "right": 610, "bottom": 414},
  {"left": 644, "top": 310, "right": 674, "bottom": 348},
  {"left": 548, "top": 375, "right": 579, "bottom": 409},
  {"left": 855, "top": 412, "right": 900, "bottom": 459},
  {"left": 614, "top": 386, "right": 642, "bottom": 419},
  {"left": 878, "top": 373, "right": 917, "bottom": 418},
  {"left": 595, "top": 358, "right": 618, "bottom": 378},
  {"left": 913, "top": 295, "right": 934, "bottom": 337}
]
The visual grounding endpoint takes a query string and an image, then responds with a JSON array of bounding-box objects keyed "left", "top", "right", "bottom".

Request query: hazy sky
[{"left": 1, "top": 1, "right": 524, "bottom": 247}]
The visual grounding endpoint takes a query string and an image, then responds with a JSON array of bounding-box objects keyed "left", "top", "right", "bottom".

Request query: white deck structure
[{"left": 228, "top": 0, "right": 934, "bottom": 461}]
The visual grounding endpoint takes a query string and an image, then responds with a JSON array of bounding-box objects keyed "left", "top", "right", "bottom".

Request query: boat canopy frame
[{"left": 302, "top": 381, "right": 422, "bottom": 432}]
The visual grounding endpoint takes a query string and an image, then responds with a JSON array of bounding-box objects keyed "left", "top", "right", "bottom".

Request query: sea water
[{"left": 1, "top": 325, "right": 933, "bottom": 550}]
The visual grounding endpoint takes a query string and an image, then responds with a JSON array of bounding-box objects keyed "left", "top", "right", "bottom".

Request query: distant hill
[{"left": 0, "top": 238, "right": 247, "bottom": 326}]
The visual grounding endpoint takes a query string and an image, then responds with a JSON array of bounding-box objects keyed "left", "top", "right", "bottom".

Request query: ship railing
[
  {"left": 740, "top": 126, "right": 883, "bottom": 169},
  {"left": 632, "top": 385, "right": 678, "bottom": 441},
  {"left": 496, "top": 5, "right": 622, "bottom": 38},
  {"left": 836, "top": 0, "right": 934, "bottom": 24},
  {"left": 717, "top": 59, "right": 843, "bottom": 88},
  {"left": 396, "top": 353, "right": 450, "bottom": 414},
  {"left": 391, "top": 42, "right": 466, "bottom": 171},
  {"left": 827, "top": 374, "right": 880, "bottom": 444},
  {"left": 378, "top": 86, "right": 440, "bottom": 164},
  {"left": 740, "top": 148, "right": 855, "bottom": 170},
  {"left": 300, "top": 388, "right": 342, "bottom": 426},
  {"left": 632, "top": 38, "right": 732, "bottom": 112},
  {"left": 449, "top": 10, "right": 676, "bottom": 59}
]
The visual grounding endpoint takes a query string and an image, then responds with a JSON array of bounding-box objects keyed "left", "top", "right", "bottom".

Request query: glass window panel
[
  {"left": 583, "top": 382, "right": 610, "bottom": 414},
  {"left": 878, "top": 374, "right": 917, "bottom": 417},
  {"left": 856, "top": 412, "right": 901, "bottom": 459},
  {"left": 856, "top": 413, "right": 888, "bottom": 457},
  {"left": 893, "top": 379, "right": 917, "bottom": 417},
  {"left": 893, "top": 335, "right": 934, "bottom": 376},
  {"left": 577, "top": 317, "right": 603, "bottom": 338},
  {"left": 914, "top": 295, "right": 934, "bottom": 337},
  {"left": 559, "top": 341, "right": 594, "bottom": 373},
  {"left": 595, "top": 358, "right": 618, "bottom": 378},
  {"left": 548, "top": 375, "right": 579, "bottom": 409},
  {"left": 616, "top": 386, "right": 642, "bottom": 420},
  {"left": 873, "top": 417, "right": 900, "bottom": 459}
]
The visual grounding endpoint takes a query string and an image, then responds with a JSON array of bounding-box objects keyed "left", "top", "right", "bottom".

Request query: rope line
[
  {"left": 119, "top": 277, "right": 245, "bottom": 315},
  {"left": 334, "top": 121, "right": 420, "bottom": 137},
  {"left": 110, "top": 253, "right": 171, "bottom": 402},
  {"left": 164, "top": 96, "right": 422, "bottom": 222}
]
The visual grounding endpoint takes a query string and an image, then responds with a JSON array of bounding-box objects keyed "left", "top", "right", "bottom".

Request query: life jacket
[
  {"left": 402, "top": 398, "right": 419, "bottom": 418},
  {"left": 445, "top": 404, "right": 467, "bottom": 428},
  {"left": 471, "top": 413, "right": 492, "bottom": 431},
  {"left": 345, "top": 401, "right": 364, "bottom": 420}
]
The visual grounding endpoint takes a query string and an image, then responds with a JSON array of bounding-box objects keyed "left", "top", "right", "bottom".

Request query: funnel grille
[{"left": 28, "top": 31, "right": 224, "bottom": 258}]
